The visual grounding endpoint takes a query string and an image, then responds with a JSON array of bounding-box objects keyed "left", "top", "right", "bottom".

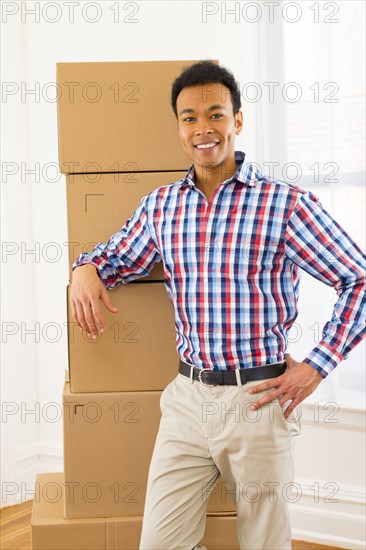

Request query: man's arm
[
  {"left": 70, "top": 194, "right": 162, "bottom": 337},
  {"left": 72, "top": 194, "right": 162, "bottom": 288},
  {"left": 248, "top": 190, "right": 366, "bottom": 417}
]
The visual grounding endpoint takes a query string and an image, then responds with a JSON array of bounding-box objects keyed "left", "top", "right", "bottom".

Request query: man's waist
[{"left": 178, "top": 358, "right": 287, "bottom": 386}]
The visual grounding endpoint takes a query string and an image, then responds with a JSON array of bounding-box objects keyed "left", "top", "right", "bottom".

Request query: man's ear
[{"left": 235, "top": 110, "right": 244, "bottom": 135}]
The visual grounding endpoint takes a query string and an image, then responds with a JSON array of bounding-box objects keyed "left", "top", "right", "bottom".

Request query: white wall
[
  {"left": 0, "top": 0, "right": 254, "bottom": 504},
  {"left": 1, "top": 2, "right": 365, "bottom": 547}
]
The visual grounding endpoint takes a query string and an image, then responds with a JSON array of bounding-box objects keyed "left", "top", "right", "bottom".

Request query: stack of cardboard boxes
[{"left": 31, "top": 60, "right": 239, "bottom": 549}]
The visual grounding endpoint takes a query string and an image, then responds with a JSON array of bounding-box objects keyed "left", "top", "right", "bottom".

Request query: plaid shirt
[{"left": 73, "top": 151, "right": 366, "bottom": 377}]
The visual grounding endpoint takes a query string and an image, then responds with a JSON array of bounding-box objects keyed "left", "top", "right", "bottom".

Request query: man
[{"left": 70, "top": 61, "right": 366, "bottom": 550}]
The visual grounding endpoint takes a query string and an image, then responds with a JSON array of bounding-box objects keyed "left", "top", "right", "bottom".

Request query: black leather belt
[{"left": 178, "top": 358, "right": 287, "bottom": 386}]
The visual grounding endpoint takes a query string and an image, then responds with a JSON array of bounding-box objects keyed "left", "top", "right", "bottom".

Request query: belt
[{"left": 178, "top": 358, "right": 287, "bottom": 386}]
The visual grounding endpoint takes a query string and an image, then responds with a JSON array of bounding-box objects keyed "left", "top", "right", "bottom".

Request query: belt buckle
[{"left": 198, "top": 367, "right": 214, "bottom": 387}]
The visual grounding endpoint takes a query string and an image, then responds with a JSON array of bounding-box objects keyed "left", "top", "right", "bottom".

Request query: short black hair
[{"left": 171, "top": 60, "right": 241, "bottom": 118}]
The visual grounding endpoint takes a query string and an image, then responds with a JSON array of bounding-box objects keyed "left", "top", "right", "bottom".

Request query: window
[{"left": 255, "top": 0, "right": 365, "bottom": 408}]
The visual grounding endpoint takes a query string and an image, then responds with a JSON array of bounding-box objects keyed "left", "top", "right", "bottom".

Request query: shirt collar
[{"left": 179, "top": 151, "right": 258, "bottom": 189}]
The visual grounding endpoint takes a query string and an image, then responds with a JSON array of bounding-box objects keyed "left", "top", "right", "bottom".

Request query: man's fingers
[
  {"left": 277, "top": 394, "right": 291, "bottom": 407},
  {"left": 80, "top": 297, "right": 99, "bottom": 338},
  {"left": 101, "top": 289, "right": 118, "bottom": 313},
  {"left": 282, "top": 401, "right": 297, "bottom": 420},
  {"left": 69, "top": 299, "right": 78, "bottom": 325},
  {"left": 249, "top": 360, "right": 323, "bottom": 414},
  {"left": 250, "top": 387, "right": 284, "bottom": 410},
  {"left": 90, "top": 298, "right": 105, "bottom": 334},
  {"left": 69, "top": 286, "right": 118, "bottom": 339},
  {"left": 248, "top": 377, "right": 282, "bottom": 394},
  {"left": 74, "top": 300, "right": 89, "bottom": 334}
]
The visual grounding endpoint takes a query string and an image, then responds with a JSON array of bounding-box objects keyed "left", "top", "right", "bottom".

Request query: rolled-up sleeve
[
  {"left": 72, "top": 195, "right": 162, "bottom": 289},
  {"left": 284, "top": 191, "right": 366, "bottom": 378}
]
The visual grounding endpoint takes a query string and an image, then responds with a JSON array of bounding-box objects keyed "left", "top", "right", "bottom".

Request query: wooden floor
[{"left": 0, "top": 500, "right": 343, "bottom": 550}]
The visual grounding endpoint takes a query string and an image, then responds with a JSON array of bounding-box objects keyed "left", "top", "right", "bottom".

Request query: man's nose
[{"left": 194, "top": 125, "right": 214, "bottom": 136}]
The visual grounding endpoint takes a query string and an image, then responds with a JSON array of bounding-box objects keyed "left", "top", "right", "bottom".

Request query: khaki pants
[{"left": 139, "top": 370, "right": 301, "bottom": 550}]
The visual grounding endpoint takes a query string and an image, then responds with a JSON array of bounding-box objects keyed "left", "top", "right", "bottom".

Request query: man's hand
[
  {"left": 69, "top": 264, "right": 118, "bottom": 338},
  {"left": 248, "top": 353, "right": 325, "bottom": 419}
]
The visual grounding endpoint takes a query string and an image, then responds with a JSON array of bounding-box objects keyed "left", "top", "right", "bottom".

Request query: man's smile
[{"left": 193, "top": 140, "right": 220, "bottom": 151}]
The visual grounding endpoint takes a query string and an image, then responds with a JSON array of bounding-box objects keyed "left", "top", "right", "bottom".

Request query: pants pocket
[{"left": 276, "top": 398, "right": 302, "bottom": 437}]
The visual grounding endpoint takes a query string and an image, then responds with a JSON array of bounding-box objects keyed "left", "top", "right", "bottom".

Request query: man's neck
[{"left": 194, "top": 154, "right": 238, "bottom": 193}]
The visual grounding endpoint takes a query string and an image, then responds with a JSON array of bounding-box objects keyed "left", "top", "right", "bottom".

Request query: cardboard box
[
  {"left": 67, "top": 171, "right": 185, "bottom": 282},
  {"left": 56, "top": 60, "right": 205, "bottom": 173},
  {"left": 63, "top": 381, "right": 236, "bottom": 518},
  {"left": 62, "top": 380, "right": 161, "bottom": 518},
  {"left": 66, "top": 281, "right": 179, "bottom": 392},
  {"left": 32, "top": 473, "right": 239, "bottom": 550}
]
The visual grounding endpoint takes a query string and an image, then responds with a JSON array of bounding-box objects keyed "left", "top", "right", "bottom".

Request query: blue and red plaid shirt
[{"left": 73, "top": 151, "right": 366, "bottom": 377}]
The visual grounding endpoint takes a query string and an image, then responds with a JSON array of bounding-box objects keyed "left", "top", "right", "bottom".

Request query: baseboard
[{"left": 290, "top": 478, "right": 366, "bottom": 549}]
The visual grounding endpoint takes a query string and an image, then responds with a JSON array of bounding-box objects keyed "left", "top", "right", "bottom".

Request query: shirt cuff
[{"left": 302, "top": 342, "right": 346, "bottom": 378}]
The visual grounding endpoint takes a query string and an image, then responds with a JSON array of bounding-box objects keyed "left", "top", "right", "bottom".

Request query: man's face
[{"left": 176, "top": 83, "right": 243, "bottom": 168}]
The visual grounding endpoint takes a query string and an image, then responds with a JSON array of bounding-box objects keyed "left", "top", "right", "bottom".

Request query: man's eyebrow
[
  {"left": 179, "top": 108, "right": 195, "bottom": 116},
  {"left": 207, "top": 104, "right": 226, "bottom": 111},
  {"left": 178, "top": 104, "right": 227, "bottom": 117}
]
